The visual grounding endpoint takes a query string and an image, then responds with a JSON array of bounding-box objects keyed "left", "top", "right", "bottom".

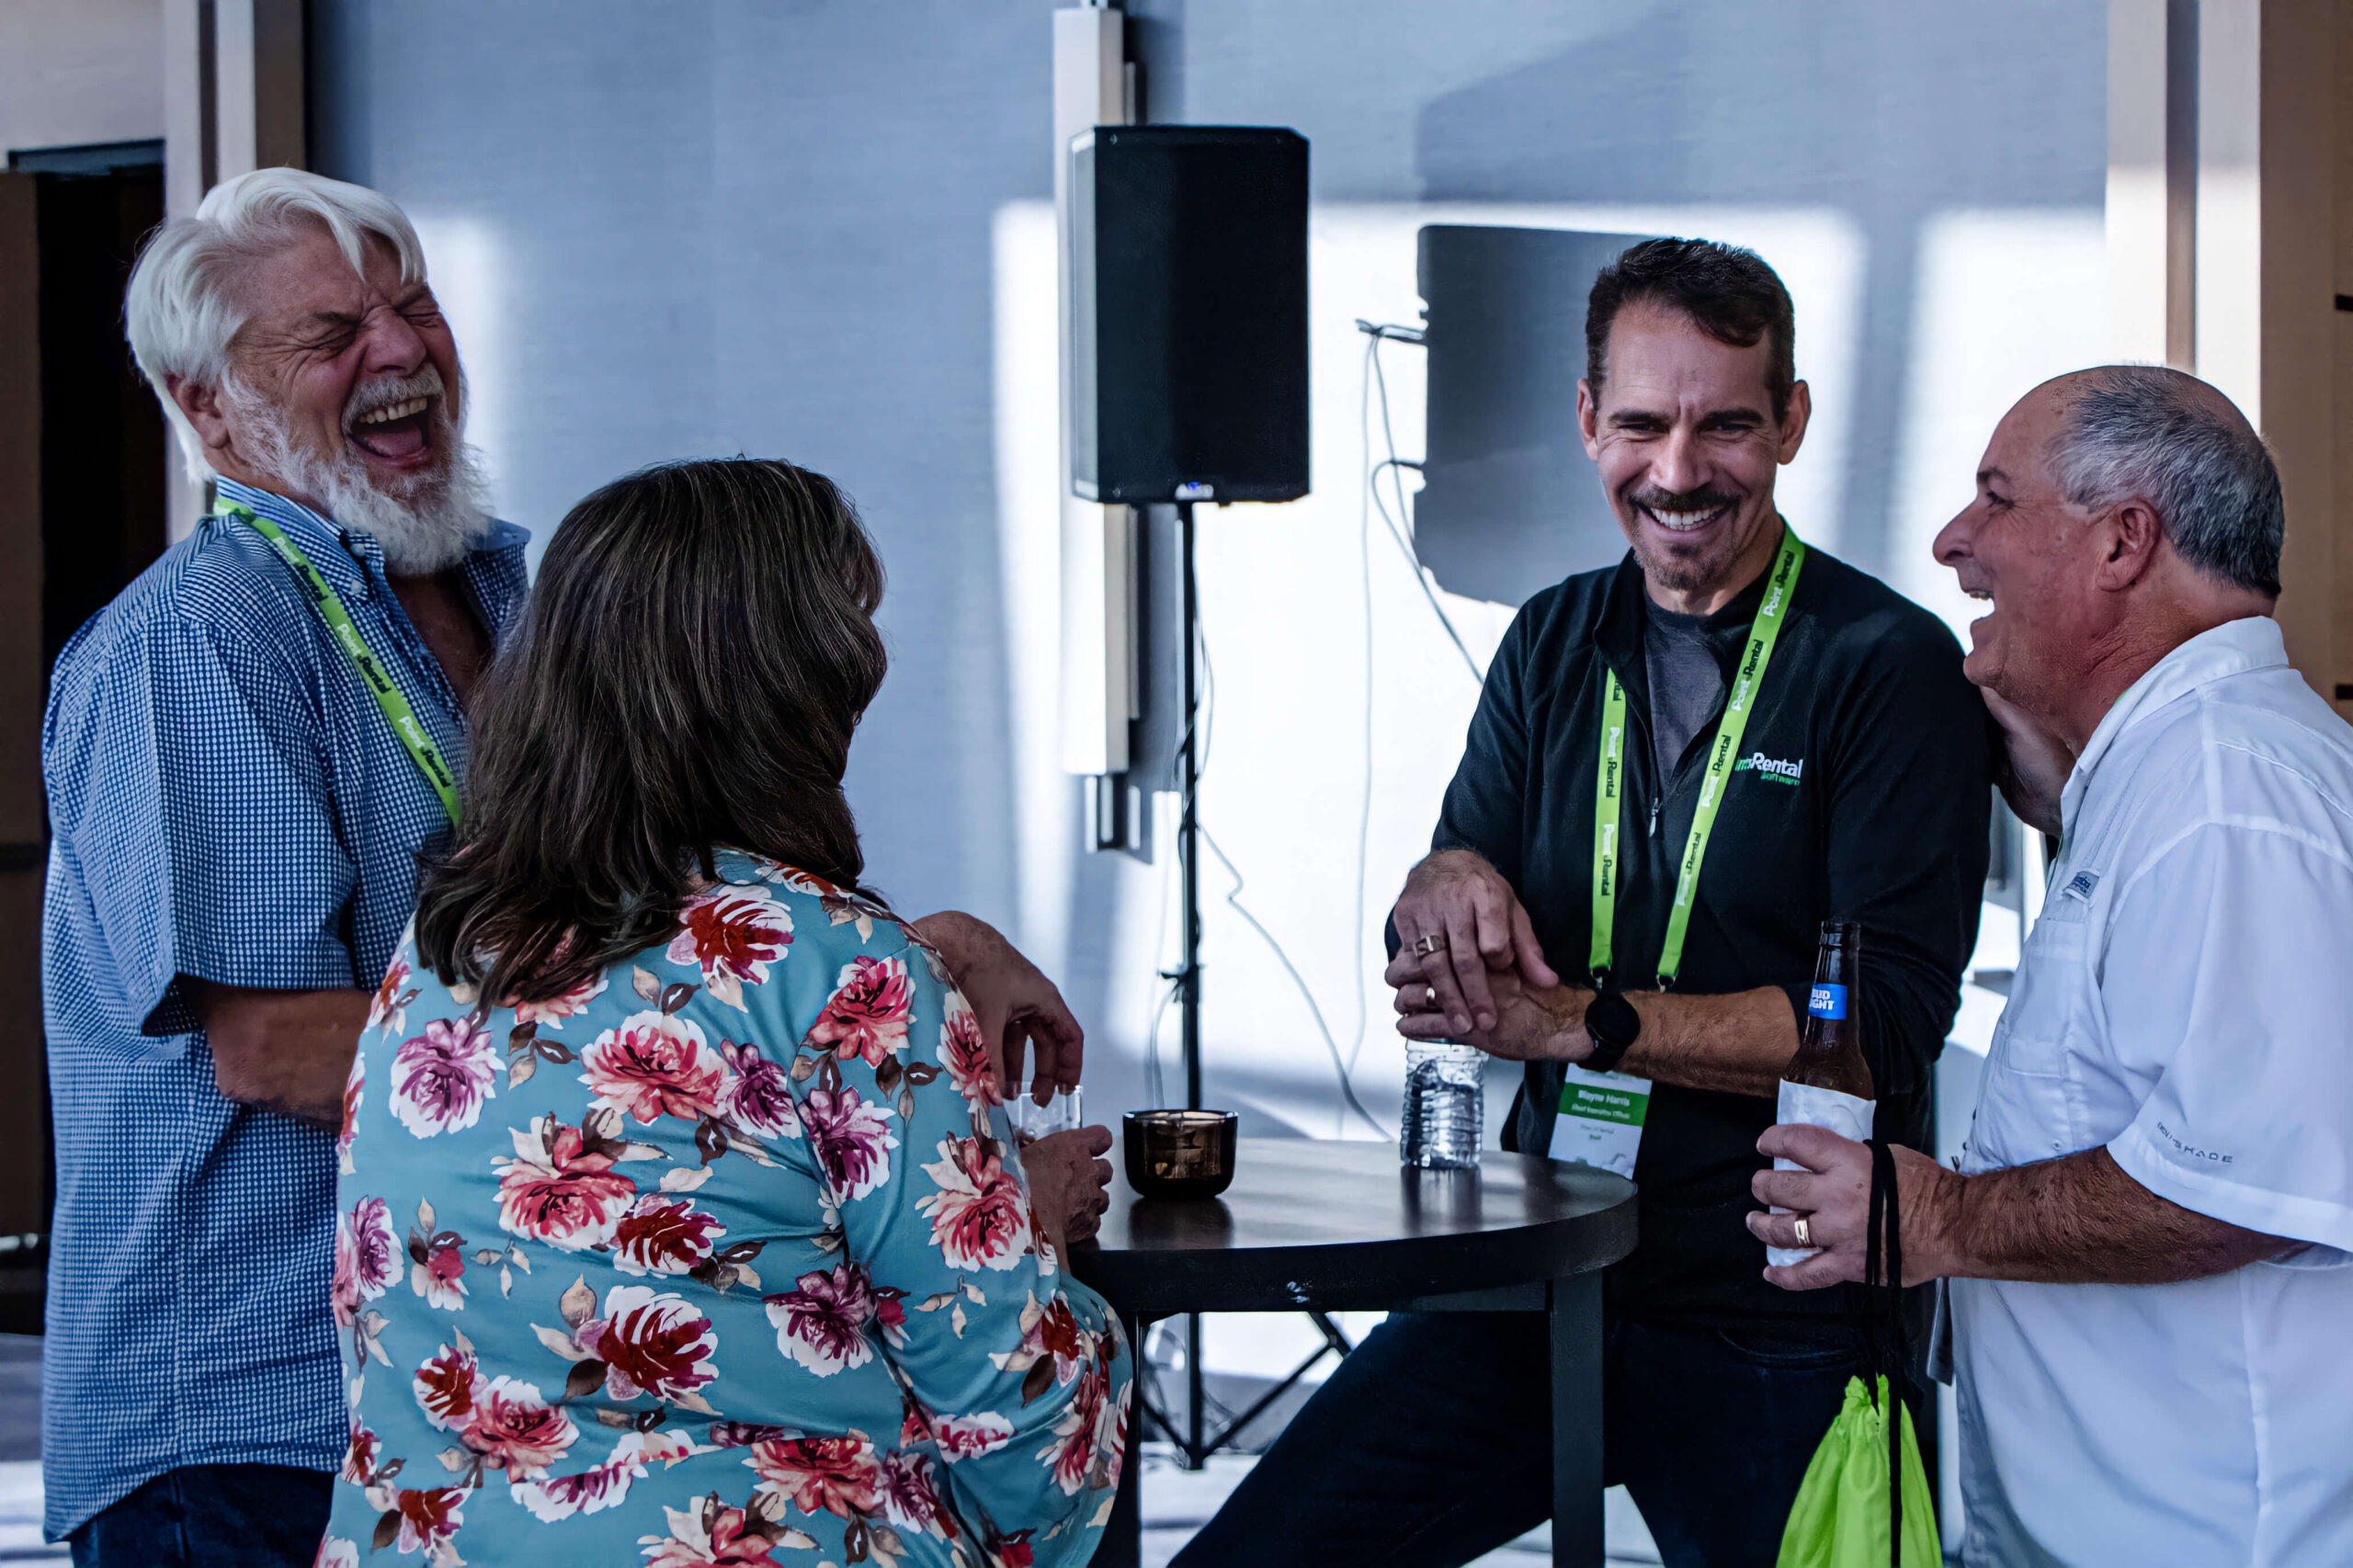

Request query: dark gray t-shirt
[{"left": 1643, "top": 601, "right": 1726, "bottom": 780}]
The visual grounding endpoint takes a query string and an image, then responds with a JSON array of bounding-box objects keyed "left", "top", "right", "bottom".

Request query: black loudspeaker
[{"left": 1070, "top": 125, "right": 1310, "bottom": 505}]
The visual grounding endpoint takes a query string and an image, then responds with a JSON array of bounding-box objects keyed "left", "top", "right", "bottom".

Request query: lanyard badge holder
[
  {"left": 218, "top": 501, "right": 464, "bottom": 828},
  {"left": 1549, "top": 529, "right": 1807, "bottom": 1177}
]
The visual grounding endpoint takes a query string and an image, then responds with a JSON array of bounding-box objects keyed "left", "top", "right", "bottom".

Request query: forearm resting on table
[
  {"left": 1911, "top": 1145, "right": 2292, "bottom": 1286},
  {"left": 1613, "top": 986, "right": 1799, "bottom": 1097},
  {"left": 188, "top": 980, "right": 369, "bottom": 1126}
]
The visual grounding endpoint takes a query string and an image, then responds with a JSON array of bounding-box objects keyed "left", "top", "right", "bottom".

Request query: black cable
[
  {"left": 1364, "top": 337, "right": 1485, "bottom": 684},
  {"left": 1190, "top": 594, "right": 1391, "bottom": 1141}
]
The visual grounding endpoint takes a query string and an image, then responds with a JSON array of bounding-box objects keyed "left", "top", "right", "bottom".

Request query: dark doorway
[{"left": 0, "top": 138, "right": 170, "bottom": 1333}]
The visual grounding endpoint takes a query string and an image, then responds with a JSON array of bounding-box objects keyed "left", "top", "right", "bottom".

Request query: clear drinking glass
[
  {"left": 1005, "top": 1084, "right": 1085, "bottom": 1142},
  {"left": 1401, "top": 1041, "right": 1483, "bottom": 1169}
]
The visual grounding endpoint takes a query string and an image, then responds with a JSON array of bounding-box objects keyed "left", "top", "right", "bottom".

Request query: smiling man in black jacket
[{"left": 1175, "top": 240, "right": 1988, "bottom": 1568}]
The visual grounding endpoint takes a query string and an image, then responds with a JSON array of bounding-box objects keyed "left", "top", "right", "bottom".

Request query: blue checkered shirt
[{"left": 40, "top": 479, "right": 529, "bottom": 1540}]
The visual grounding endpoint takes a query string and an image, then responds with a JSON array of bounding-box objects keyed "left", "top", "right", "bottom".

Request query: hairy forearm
[
  {"left": 1909, "top": 1146, "right": 2290, "bottom": 1286},
  {"left": 1614, "top": 986, "right": 1799, "bottom": 1097},
  {"left": 191, "top": 982, "right": 369, "bottom": 1127}
]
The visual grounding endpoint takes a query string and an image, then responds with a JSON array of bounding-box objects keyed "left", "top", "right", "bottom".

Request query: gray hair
[
  {"left": 2046, "top": 366, "right": 2282, "bottom": 597},
  {"left": 124, "top": 167, "right": 428, "bottom": 482}
]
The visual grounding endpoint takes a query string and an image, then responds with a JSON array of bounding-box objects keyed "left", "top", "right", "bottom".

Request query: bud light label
[{"left": 1808, "top": 983, "right": 1847, "bottom": 1019}]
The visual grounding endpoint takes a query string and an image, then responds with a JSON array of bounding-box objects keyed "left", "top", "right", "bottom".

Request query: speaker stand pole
[{"left": 1174, "top": 498, "right": 1209, "bottom": 1471}]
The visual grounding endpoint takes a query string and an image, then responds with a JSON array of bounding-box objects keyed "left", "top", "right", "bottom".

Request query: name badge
[{"left": 1548, "top": 1063, "right": 1652, "bottom": 1178}]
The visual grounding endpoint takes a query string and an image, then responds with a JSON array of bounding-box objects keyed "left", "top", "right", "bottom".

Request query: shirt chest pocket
[{"left": 1965, "top": 909, "right": 2091, "bottom": 1172}]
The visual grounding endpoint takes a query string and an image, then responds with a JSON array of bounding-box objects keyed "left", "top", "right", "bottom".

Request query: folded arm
[{"left": 188, "top": 980, "right": 368, "bottom": 1126}]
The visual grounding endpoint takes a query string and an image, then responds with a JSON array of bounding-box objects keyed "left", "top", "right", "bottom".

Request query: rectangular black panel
[
  {"left": 1415, "top": 225, "right": 1655, "bottom": 605},
  {"left": 1071, "top": 126, "right": 1309, "bottom": 505}
]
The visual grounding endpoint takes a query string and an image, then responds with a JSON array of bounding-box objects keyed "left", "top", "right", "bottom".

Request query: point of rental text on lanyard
[
  {"left": 1550, "top": 527, "right": 1807, "bottom": 1178},
  {"left": 218, "top": 502, "right": 464, "bottom": 827}
]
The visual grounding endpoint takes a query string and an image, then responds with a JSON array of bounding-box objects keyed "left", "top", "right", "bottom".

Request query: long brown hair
[{"left": 414, "top": 458, "right": 887, "bottom": 1006}]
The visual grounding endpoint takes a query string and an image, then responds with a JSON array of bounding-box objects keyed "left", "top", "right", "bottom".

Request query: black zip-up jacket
[{"left": 1435, "top": 535, "right": 1990, "bottom": 1337}]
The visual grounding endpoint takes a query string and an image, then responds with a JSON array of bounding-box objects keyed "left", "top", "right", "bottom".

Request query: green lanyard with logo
[
  {"left": 1552, "top": 526, "right": 1807, "bottom": 1176},
  {"left": 217, "top": 501, "right": 464, "bottom": 827}
]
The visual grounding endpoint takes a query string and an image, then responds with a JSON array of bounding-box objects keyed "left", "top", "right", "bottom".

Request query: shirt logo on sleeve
[{"left": 2062, "top": 869, "right": 2101, "bottom": 903}]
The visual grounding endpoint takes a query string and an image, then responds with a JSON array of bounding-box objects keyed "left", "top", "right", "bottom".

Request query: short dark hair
[
  {"left": 1586, "top": 238, "right": 1797, "bottom": 422},
  {"left": 414, "top": 457, "right": 889, "bottom": 1006}
]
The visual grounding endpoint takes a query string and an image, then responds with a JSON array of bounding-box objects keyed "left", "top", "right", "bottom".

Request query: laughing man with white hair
[{"left": 40, "top": 168, "right": 526, "bottom": 1563}]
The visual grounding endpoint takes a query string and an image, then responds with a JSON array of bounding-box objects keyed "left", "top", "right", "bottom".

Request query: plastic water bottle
[{"left": 1402, "top": 1041, "right": 1483, "bottom": 1169}]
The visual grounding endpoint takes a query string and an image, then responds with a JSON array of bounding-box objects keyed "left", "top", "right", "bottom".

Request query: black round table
[{"left": 1071, "top": 1138, "right": 1638, "bottom": 1568}]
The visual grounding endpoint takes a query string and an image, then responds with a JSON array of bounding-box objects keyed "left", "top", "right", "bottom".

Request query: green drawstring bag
[
  {"left": 1776, "top": 1141, "right": 1940, "bottom": 1568},
  {"left": 1776, "top": 1374, "right": 1938, "bottom": 1567}
]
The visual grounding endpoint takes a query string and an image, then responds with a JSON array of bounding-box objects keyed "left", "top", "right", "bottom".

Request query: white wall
[{"left": 0, "top": 0, "right": 162, "bottom": 157}]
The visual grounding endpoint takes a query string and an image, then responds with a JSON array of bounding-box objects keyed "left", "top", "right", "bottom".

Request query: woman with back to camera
[{"left": 320, "top": 459, "right": 1128, "bottom": 1568}]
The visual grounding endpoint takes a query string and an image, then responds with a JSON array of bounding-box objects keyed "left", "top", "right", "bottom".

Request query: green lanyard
[
  {"left": 218, "top": 501, "right": 464, "bottom": 827},
  {"left": 1589, "top": 527, "right": 1806, "bottom": 989}
]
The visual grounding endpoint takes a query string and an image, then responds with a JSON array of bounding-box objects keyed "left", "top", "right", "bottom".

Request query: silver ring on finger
[
  {"left": 1425, "top": 984, "right": 1439, "bottom": 1010},
  {"left": 1793, "top": 1216, "right": 1812, "bottom": 1248},
  {"left": 1414, "top": 932, "right": 1446, "bottom": 956}
]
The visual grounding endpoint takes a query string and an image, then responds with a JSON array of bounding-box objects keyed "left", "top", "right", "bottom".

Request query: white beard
[{"left": 225, "top": 369, "right": 494, "bottom": 574}]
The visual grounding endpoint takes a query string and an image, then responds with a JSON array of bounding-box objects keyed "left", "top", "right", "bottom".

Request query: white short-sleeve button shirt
[{"left": 1951, "top": 617, "right": 2353, "bottom": 1567}]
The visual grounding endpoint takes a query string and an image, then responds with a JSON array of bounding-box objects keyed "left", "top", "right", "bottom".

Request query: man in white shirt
[{"left": 1749, "top": 365, "right": 2353, "bottom": 1565}]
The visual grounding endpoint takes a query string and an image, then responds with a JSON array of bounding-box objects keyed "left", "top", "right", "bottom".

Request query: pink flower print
[
  {"left": 413, "top": 1341, "right": 483, "bottom": 1432},
  {"left": 879, "top": 1449, "right": 948, "bottom": 1534},
  {"left": 580, "top": 1012, "right": 732, "bottom": 1126},
  {"left": 1040, "top": 1352, "right": 1110, "bottom": 1495},
  {"left": 939, "top": 995, "right": 999, "bottom": 1105},
  {"left": 336, "top": 1050, "right": 365, "bottom": 1175},
  {"left": 333, "top": 1196, "right": 399, "bottom": 1327},
  {"left": 745, "top": 1436, "right": 883, "bottom": 1518},
  {"left": 640, "top": 1499, "right": 791, "bottom": 1568},
  {"left": 512, "top": 971, "right": 608, "bottom": 1029},
  {"left": 389, "top": 1489, "right": 465, "bottom": 1559},
  {"left": 610, "top": 1195, "right": 726, "bottom": 1277},
  {"left": 667, "top": 886, "right": 793, "bottom": 1009},
  {"left": 719, "top": 1040, "right": 798, "bottom": 1139},
  {"left": 762, "top": 1263, "right": 876, "bottom": 1377},
  {"left": 931, "top": 1412, "right": 1013, "bottom": 1461},
  {"left": 342, "top": 1416, "right": 381, "bottom": 1484},
  {"left": 494, "top": 1119, "right": 639, "bottom": 1251},
  {"left": 917, "top": 1135, "right": 1032, "bottom": 1272},
  {"left": 389, "top": 1017, "right": 498, "bottom": 1137},
  {"left": 796, "top": 1085, "right": 897, "bottom": 1201},
  {"left": 411, "top": 1237, "right": 467, "bottom": 1312},
  {"left": 369, "top": 952, "right": 415, "bottom": 1035},
  {"left": 806, "top": 956, "right": 915, "bottom": 1068},
  {"left": 506, "top": 1429, "right": 672, "bottom": 1523},
  {"left": 576, "top": 1285, "right": 718, "bottom": 1403},
  {"left": 461, "top": 1376, "right": 577, "bottom": 1478}
]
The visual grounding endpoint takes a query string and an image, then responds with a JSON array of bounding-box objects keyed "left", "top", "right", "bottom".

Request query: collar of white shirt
[{"left": 2059, "top": 614, "right": 2286, "bottom": 838}]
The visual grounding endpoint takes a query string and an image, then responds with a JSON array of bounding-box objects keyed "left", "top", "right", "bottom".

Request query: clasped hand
[{"left": 1387, "top": 850, "right": 1584, "bottom": 1061}]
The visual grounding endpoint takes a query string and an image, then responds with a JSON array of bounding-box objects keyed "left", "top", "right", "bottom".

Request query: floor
[{"left": 1134, "top": 1449, "right": 1662, "bottom": 1566}]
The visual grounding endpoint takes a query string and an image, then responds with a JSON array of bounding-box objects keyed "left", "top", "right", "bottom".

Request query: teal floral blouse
[{"left": 320, "top": 852, "right": 1129, "bottom": 1568}]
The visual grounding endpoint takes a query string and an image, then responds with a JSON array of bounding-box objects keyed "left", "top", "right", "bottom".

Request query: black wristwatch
[{"left": 1581, "top": 987, "right": 1641, "bottom": 1074}]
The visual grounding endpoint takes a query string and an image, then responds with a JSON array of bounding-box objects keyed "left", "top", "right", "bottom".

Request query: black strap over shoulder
[{"left": 1858, "top": 1138, "right": 1907, "bottom": 1566}]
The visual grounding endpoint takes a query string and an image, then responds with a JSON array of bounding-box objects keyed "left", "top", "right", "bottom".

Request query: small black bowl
[{"left": 1122, "top": 1109, "right": 1239, "bottom": 1200}]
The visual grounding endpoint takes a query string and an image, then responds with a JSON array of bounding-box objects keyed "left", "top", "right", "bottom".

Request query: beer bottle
[{"left": 1767, "top": 919, "right": 1876, "bottom": 1265}]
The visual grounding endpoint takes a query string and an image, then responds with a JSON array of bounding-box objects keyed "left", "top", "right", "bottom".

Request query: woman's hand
[
  {"left": 910, "top": 911, "right": 1085, "bottom": 1106},
  {"left": 1022, "top": 1125, "right": 1115, "bottom": 1254}
]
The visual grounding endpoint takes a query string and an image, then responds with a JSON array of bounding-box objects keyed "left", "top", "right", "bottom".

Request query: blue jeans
[
  {"left": 1173, "top": 1311, "right": 1890, "bottom": 1568},
  {"left": 70, "top": 1464, "right": 331, "bottom": 1568}
]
